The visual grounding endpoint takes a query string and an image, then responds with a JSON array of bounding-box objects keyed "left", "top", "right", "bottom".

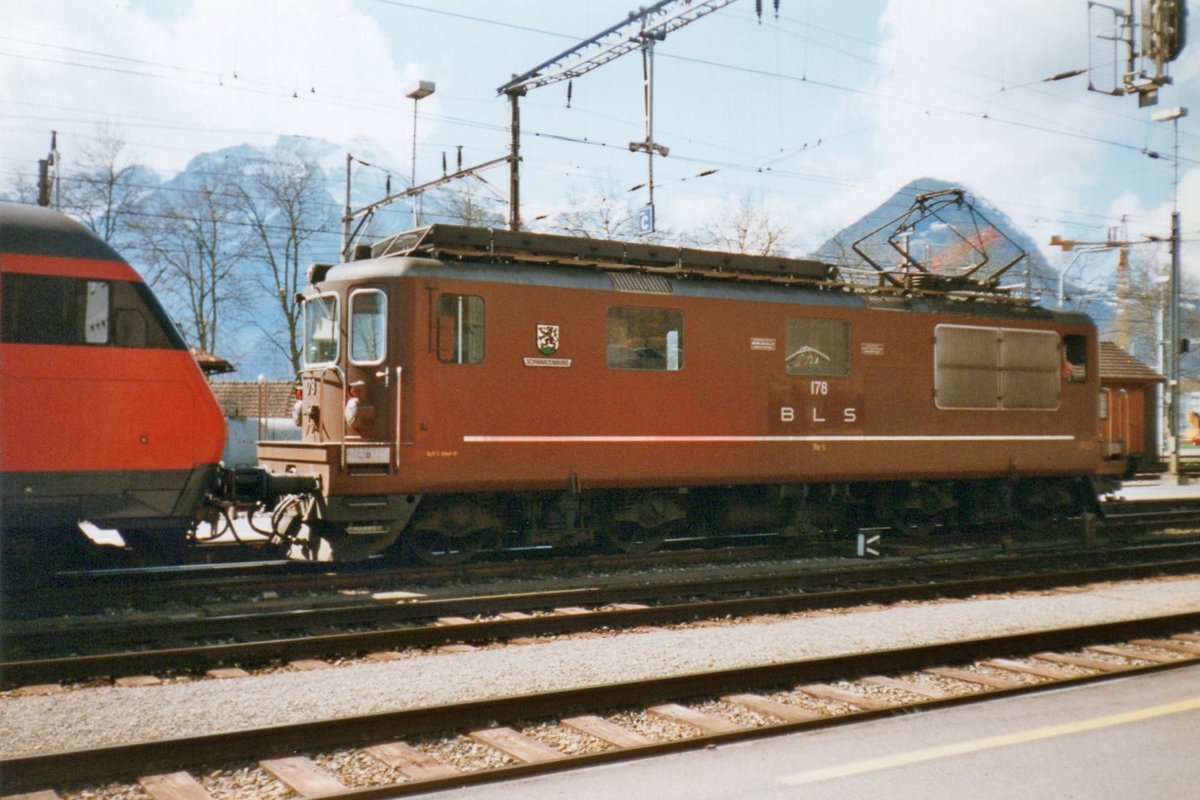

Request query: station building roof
[{"left": 1099, "top": 341, "right": 1163, "bottom": 383}]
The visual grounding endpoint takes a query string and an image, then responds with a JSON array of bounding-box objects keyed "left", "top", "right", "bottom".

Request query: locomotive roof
[
  {"left": 0, "top": 202, "right": 123, "bottom": 262},
  {"left": 316, "top": 224, "right": 1091, "bottom": 327}
]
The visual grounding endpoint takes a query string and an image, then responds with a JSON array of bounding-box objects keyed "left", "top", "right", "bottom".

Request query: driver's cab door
[{"left": 344, "top": 287, "right": 394, "bottom": 466}]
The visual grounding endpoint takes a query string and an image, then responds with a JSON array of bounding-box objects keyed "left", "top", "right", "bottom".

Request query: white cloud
[
  {"left": 1107, "top": 166, "right": 1200, "bottom": 280},
  {"left": 2, "top": 0, "right": 421, "bottom": 176},
  {"left": 850, "top": 0, "right": 1185, "bottom": 263}
]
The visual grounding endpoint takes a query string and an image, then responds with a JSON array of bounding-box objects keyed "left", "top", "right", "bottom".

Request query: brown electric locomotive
[{"left": 258, "top": 224, "right": 1102, "bottom": 563}]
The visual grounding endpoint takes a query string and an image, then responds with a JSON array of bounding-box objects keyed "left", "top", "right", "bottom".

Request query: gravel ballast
[{"left": 2, "top": 575, "right": 1199, "bottom": 758}]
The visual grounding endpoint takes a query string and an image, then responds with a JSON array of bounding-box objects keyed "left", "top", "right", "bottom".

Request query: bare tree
[
  {"left": 137, "top": 161, "right": 251, "bottom": 355},
  {"left": 2, "top": 170, "right": 40, "bottom": 204},
  {"left": 59, "top": 128, "right": 158, "bottom": 247},
  {"left": 553, "top": 182, "right": 644, "bottom": 240},
  {"left": 237, "top": 155, "right": 336, "bottom": 375},
  {"left": 695, "top": 193, "right": 790, "bottom": 256},
  {"left": 432, "top": 180, "right": 506, "bottom": 228}
]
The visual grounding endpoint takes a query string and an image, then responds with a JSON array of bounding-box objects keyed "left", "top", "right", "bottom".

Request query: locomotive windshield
[
  {"left": 0, "top": 273, "right": 186, "bottom": 349},
  {"left": 303, "top": 294, "right": 339, "bottom": 365}
]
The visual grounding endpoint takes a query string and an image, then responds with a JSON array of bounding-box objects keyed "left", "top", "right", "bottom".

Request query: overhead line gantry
[{"left": 496, "top": 0, "right": 744, "bottom": 232}]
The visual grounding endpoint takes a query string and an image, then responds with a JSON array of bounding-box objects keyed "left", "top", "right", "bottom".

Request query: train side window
[
  {"left": 785, "top": 318, "right": 849, "bottom": 376},
  {"left": 1000, "top": 328, "right": 1060, "bottom": 409},
  {"left": 1, "top": 273, "right": 184, "bottom": 349},
  {"left": 606, "top": 307, "right": 683, "bottom": 371},
  {"left": 350, "top": 289, "right": 387, "bottom": 365},
  {"left": 935, "top": 324, "right": 1060, "bottom": 410},
  {"left": 437, "top": 294, "right": 484, "bottom": 364},
  {"left": 1063, "top": 334, "right": 1088, "bottom": 382},
  {"left": 84, "top": 281, "right": 110, "bottom": 343},
  {"left": 304, "top": 294, "right": 339, "bottom": 365},
  {"left": 1, "top": 273, "right": 87, "bottom": 343},
  {"left": 110, "top": 281, "right": 184, "bottom": 349}
]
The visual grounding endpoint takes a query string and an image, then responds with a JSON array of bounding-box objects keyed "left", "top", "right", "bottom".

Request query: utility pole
[
  {"left": 343, "top": 153, "right": 352, "bottom": 254},
  {"left": 497, "top": 0, "right": 740, "bottom": 233},
  {"left": 1154, "top": 105, "right": 1187, "bottom": 476},
  {"left": 1053, "top": 3, "right": 1189, "bottom": 476},
  {"left": 506, "top": 87, "right": 523, "bottom": 232},
  {"left": 37, "top": 130, "right": 58, "bottom": 208}
]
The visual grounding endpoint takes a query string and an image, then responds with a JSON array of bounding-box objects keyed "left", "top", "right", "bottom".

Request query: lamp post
[
  {"left": 406, "top": 80, "right": 436, "bottom": 227},
  {"left": 1152, "top": 105, "right": 1187, "bottom": 476}
]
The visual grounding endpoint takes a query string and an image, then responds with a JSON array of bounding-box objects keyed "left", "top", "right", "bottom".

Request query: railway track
[
  {"left": 5, "top": 541, "right": 1200, "bottom": 689},
  {"left": 3, "top": 612, "right": 1198, "bottom": 798},
  {"left": 8, "top": 496, "right": 1200, "bottom": 619}
]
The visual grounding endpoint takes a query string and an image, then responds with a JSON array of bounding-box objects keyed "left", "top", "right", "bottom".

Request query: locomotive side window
[
  {"left": 999, "top": 329, "right": 1060, "bottom": 409},
  {"left": 303, "top": 294, "right": 339, "bottom": 365},
  {"left": 349, "top": 289, "right": 387, "bottom": 365},
  {"left": 934, "top": 324, "right": 1060, "bottom": 410},
  {"left": 606, "top": 307, "right": 683, "bottom": 371},
  {"left": 785, "top": 317, "right": 849, "bottom": 376},
  {"left": 1, "top": 273, "right": 184, "bottom": 349},
  {"left": 1063, "top": 334, "right": 1088, "bottom": 382},
  {"left": 437, "top": 294, "right": 484, "bottom": 364}
]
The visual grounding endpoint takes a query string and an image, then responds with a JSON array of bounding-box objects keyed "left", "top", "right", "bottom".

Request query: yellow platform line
[{"left": 781, "top": 695, "right": 1200, "bottom": 785}]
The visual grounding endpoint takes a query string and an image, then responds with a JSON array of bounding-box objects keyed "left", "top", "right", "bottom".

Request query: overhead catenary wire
[{"left": 0, "top": 5, "right": 1192, "bottom": 249}]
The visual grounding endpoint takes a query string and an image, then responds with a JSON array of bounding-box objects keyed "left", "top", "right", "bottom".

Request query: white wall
[{"left": 222, "top": 418, "right": 300, "bottom": 466}]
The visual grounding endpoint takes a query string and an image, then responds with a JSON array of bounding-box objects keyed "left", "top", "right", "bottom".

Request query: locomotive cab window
[
  {"left": 785, "top": 317, "right": 849, "bottom": 376},
  {"left": 349, "top": 289, "right": 387, "bottom": 365},
  {"left": 1, "top": 273, "right": 184, "bottom": 349},
  {"left": 303, "top": 293, "right": 339, "bottom": 365},
  {"left": 1063, "top": 334, "right": 1088, "bottom": 382},
  {"left": 437, "top": 294, "right": 484, "bottom": 364},
  {"left": 606, "top": 307, "right": 683, "bottom": 371}
]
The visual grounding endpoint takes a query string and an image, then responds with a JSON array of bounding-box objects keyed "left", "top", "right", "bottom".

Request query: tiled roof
[
  {"left": 209, "top": 380, "right": 296, "bottom": 419},
  {"left": 1098, "top": 341, "right": 1163, "bottom": 383},
  {"left": 191, "top": 347, "right": 236, "bottom": 375}
]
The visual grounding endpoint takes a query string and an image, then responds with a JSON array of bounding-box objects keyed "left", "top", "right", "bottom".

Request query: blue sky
[{"left": 1, "top": 0, "right": 1196, "bottom": 278}]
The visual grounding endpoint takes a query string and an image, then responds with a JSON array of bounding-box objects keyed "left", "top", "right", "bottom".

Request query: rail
[
  {"left": 4, "top": 613, "right": 1198, "bottom": 796},
  {"left": 7, "top": 546, "right": 1200, "bottom": 687}
]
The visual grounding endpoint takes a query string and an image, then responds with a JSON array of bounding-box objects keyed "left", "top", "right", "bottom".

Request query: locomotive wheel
[
  {"left": 881, "top": 482, "right": 953, "bottom": 538},
  {"left": 602, "top": 522, "right": 670, "bottom": 555},
  {"left": 890, "top": 507, "right": 939, "bottom": 538},
  {"left": 1015, "top": 480, "right": 1068, "bottom": 532},
  {"left": 405, "top": 528, "right": 495, "bottom": 566}
]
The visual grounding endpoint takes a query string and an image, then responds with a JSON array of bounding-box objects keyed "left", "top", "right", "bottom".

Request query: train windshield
[{"left": 303, "top": 294, "right": 339, "bottom": 365}]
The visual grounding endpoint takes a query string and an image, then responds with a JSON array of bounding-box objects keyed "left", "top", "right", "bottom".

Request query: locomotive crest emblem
[
  {"left": 536, "top": 324, "right": 560, "bottom": 355},
  {"left": 786, "top": 345, "right": 830, "bottom": 367}
]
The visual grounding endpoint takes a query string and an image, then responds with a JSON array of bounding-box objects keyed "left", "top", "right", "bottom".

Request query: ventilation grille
[{"left": 608, "top": 273, "right": 673, "bottom": 294}]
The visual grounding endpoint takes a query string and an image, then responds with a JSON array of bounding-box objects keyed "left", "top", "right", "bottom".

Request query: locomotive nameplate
[{"left": 523, "top": 357, "right": 572, "bottom": 368}]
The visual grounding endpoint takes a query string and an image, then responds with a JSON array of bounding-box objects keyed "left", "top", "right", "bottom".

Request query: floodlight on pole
[
  {"left": 406, "top": 80, "right": 436, "bottom": 226},
  {"left": 1153, "top": 105, "right": 1187, "bottom": 476}
]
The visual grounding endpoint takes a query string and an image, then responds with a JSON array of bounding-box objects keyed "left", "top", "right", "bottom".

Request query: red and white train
[{"left": 0, "top": 201, "right": 227, "bottom": 561}]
